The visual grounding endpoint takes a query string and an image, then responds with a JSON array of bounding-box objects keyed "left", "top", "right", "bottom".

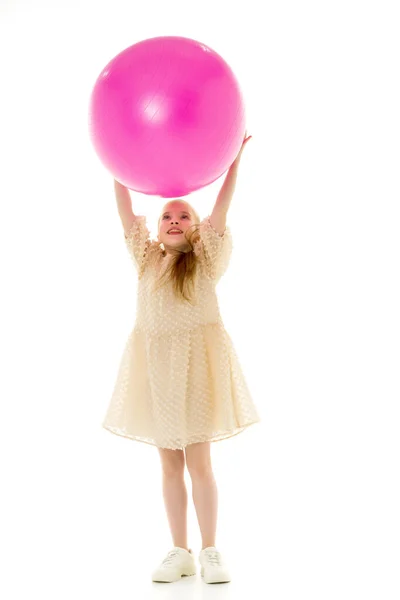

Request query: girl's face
[{"left": 158, "top": 201, "right": 193, "bottom": 249}]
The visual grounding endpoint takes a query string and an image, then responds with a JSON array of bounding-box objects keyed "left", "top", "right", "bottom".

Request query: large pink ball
[{"left": 89, "top": 36, "right": 245, "bottom": 197}]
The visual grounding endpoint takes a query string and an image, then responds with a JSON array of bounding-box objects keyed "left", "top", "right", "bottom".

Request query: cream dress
[{"left": 102, "top": 215, "right": 261, "bottom": 450}]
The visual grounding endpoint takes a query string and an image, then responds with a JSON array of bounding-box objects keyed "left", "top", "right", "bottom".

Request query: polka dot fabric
[{"left": 102, "top": 215, "right": 261, "bottom": 449}]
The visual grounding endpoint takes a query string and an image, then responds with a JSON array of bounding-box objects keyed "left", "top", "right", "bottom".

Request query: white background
[{"left": 1, "top": 0, "right": 399, "bottom": 598}]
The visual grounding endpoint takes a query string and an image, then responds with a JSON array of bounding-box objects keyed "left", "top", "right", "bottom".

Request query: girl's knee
[
  {"left": 185, "top": 442, "right": 213, "bottom": 479},
  {"left": 186, "top": 460, "right": 213, "bottom": 480},
  {"left": 158, "top": 448, "right": 185, "bottom": 478}
]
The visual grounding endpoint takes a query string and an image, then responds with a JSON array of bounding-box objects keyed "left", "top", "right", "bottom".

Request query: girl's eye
[{"left": 163, "top": 214, "right": 189, "bottom": 219}]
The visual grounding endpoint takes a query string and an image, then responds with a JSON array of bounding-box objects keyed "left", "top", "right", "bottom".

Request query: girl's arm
[
  {"left": 209, "top": 134, "right": 252, "bottom": 235},
  {"left": 114, "top": 179, "right": 137, "bottom": 234}
]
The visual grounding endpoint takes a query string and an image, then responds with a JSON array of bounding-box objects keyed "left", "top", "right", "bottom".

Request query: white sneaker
[
  {"left": 199, "top": 546, "right": 231, "bottom": 583},
  {"left": 152, "top": 547, "right": 196, "bottom": 582}
]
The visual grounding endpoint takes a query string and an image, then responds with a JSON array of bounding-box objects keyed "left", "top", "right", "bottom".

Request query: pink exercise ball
[{"left": 89, "top": 36, "right": 246, "bottom": 197}]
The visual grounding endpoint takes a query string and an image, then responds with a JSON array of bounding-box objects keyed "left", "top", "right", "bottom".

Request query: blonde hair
[{"left": 156, "top": 201, "right": 201, "bottom": 304}]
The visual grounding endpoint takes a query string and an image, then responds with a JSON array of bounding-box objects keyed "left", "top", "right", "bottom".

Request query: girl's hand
[
  {"left": 236, "top": 131, "right": 252, "bottom": 161},
  {"left": 242, "top": 131, "right": 252, "bottom": 149}
]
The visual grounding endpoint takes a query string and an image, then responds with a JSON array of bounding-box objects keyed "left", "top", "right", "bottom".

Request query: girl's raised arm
[
  {"left": 114, "top": 179, "right": 137, "bottom": 235},
  {"left": 210, "top": 134, "right": 252, "bottom": 235}
]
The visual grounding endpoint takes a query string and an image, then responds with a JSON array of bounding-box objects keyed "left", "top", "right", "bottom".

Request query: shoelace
[
  {"left": 162, "top": 549, "right": 180, "bottom": 567},
  {"left": 204, "top": 550, "right": 221, "bottom": 566}
]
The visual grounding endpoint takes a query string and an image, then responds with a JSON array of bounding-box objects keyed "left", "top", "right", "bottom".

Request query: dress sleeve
[
  {"left": 197, "top": 216, "right": 233, "bottom": 281},
  {"left": 124, "top": 216, "right": 151, "bottom": 275}
]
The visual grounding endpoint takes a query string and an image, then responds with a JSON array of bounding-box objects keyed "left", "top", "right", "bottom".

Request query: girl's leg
[
  {"left": 157, "top": 448, "right": 189, "bottom": 550},
  {"left": 185, "top": 442, "right": 218, "bottom": 550}
]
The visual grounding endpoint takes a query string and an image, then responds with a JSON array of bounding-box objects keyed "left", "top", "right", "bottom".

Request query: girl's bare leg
[
  {"left": 185, "top": 442, "right": 218, "bottom": 550},
  {"left": 157, "top": 448, "right": 189, "bottom": 550}
]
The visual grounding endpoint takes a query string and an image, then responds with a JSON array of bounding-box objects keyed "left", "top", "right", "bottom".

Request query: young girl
[{"left": 102, "top": 134, "right": 261, "bottom": 584}]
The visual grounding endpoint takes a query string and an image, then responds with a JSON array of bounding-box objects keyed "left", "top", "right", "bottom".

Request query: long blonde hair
[{"left": 155, "top": 201, "right": 201, "bottom": 304}]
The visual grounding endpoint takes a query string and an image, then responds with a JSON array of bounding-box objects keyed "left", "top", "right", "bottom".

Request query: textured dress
[{"left": 102, "top": 215, "right": 261, "bottom": 450}]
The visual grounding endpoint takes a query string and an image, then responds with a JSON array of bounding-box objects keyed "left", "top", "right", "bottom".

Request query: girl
[{"left": 102, "top": 134, "right": 261, "bottom": 584}]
